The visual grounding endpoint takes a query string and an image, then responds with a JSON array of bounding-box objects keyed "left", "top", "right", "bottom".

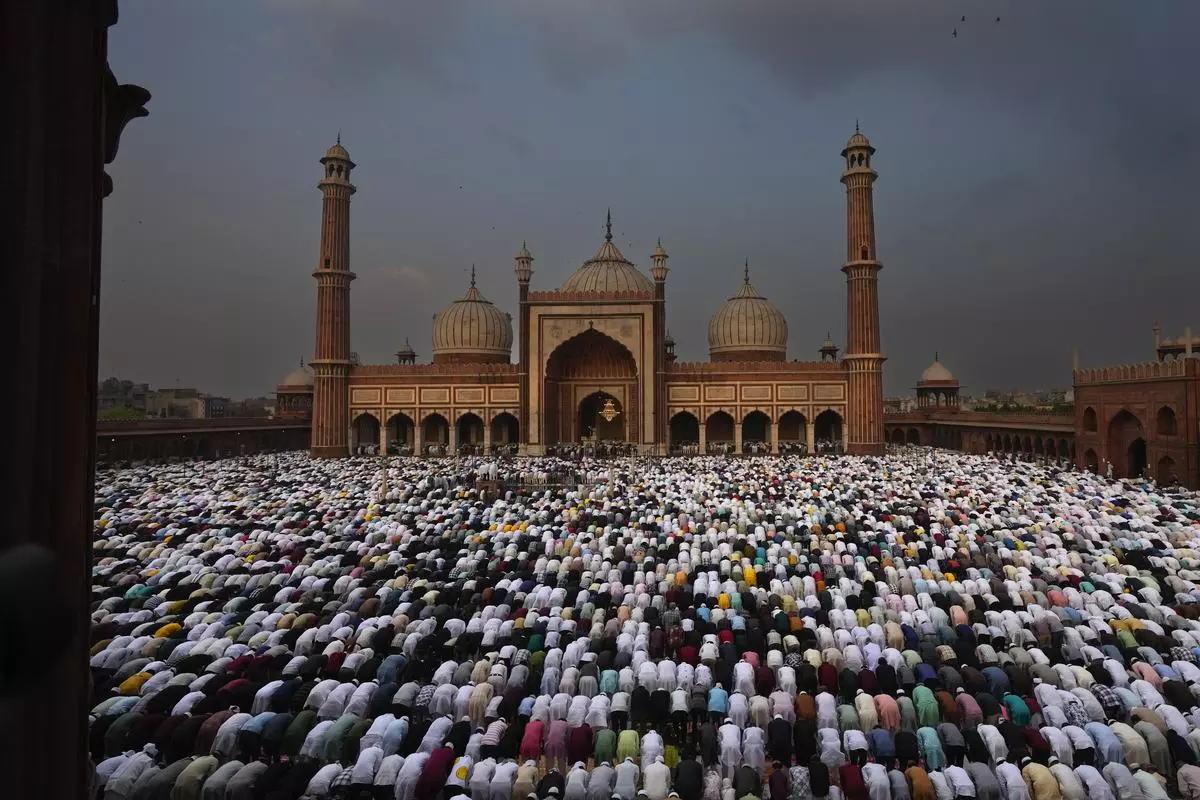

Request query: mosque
[{"left": 279, "top": 129, "right": 887, "bottom": 458}]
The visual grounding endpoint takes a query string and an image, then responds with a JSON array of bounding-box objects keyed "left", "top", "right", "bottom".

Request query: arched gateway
[{"left": 543, "top": 328, "right": 639, "bottom": 445}]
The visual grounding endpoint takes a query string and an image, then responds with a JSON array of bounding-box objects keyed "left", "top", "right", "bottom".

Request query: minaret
[
  {"left": 841, "top": 125, "right": 886, "bottom": 455},
  {"left": 819, "top": 333, "right": 840, "bottom": 362},
  {"left": 514, "top": 241, "right": 534, "bottom": 452},
  {"left": 650, "top": 238, "right": 670, "bottom": 453},
  {"left": 310, "top": 136, "right": 357, "bottom": 458}
]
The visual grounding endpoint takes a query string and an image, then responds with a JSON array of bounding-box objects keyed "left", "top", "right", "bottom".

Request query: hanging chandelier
[{"left": 599, "top": 397, "right": 620, "bottom": 422}]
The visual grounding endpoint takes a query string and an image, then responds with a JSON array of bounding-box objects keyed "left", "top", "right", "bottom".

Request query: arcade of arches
[
  {"left": 349, "top": 409, "right": 521, "bottom": 455},
  {"left": 666, "top": 408, "right": 845, "bottom": 454},
  {"left": 887, "top": 400, "right": 1193, "bottom": 487},
  {"left": 1073, "top": 401, "right": 1190, "bottom": 486}
]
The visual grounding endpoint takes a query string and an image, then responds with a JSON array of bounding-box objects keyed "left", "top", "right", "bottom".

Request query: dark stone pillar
[{"left": 2, "top": 1, "right": 147, "bottom": 795}]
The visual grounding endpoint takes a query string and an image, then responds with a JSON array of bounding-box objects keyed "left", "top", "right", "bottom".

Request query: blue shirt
[
  {"left": 708, "top": 686, "right": 729, "bottom": 714},
  {"left": 1085, "top": 722, "right": 1123, "bottom": 768}
]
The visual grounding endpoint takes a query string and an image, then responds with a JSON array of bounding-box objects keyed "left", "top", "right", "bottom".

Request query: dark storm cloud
[{"left": 100, "top": 1, "right": 1200, "bottom": 400}]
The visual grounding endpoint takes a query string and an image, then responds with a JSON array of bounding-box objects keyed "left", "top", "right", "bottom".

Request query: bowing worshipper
[
  {"left": 643, "top": 755, "right": 672, "bottom": 800},
  {"left": 1047, "top": 758, "right": 1086, "bottom": 800},
  {"left": 718, "top": 720, "right": 743, "bottom": 779},
  {"left": 1019, "top": 756, "right": 1062, "bottom": 800},
  {"left": 860, "top": 762, "right": 889, "bottom": 800},
  {"left": 513, "top": 761, "right": 542, "bottom": 800},
  {"left": 1130, "top": 765, "right": 1170, "bottom": 800},
  {"left": 1103, "top": 762, "right": 1147, "bottom": 800},
  {"left": 903, "top": 763, "right": 935, "bottom": 800},
  {"left": 733, "top": 764, "right": 762, "bottom": 800},
  {"left": 586, "top": 763, "right": 615, "bottom": 800},
  {"left": 703, "top": 769, "right": 723, "bottom": 800},
  {"left": 614, "top": 758, "right": 640, "bottom": 800},
  {"left": 1179, "top": 758, "right": 1200, "bottom": 800},
  {"left": 675, "top": 755, "right": 705, "bottom": 800},
  {"left": 994, "top": 759, "right": 1030, "bottom": 800},
  {"left": 537, "top": 768, "right": 566, "bottom": 799},
  {"left": 1073, "top": 763, "right": 1115, "bottom": 800}
]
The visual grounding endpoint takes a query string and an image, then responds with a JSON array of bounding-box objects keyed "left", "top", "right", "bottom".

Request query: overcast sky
[{"left": 102, "top": 0, "right": 1200, "bottom": 399}]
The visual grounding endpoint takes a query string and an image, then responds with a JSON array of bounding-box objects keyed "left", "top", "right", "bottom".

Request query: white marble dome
[
  {"left": 279, "top": 365, "right": 314, "bottom": 386},
  {"left": 432, "top": 272, "right": 513, "bottom": 362},
  {"left": 921, "top": 358, "right": 955, "bottom": 383},
  {"left": 560, "top": 216, "right": 654, "bottom": 294}
]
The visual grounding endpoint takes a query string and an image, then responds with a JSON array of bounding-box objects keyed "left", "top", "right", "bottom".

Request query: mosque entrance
[
  {"left": 1128, "top": 438, "right": 1148, "bottom": 480},
  {"left": 544, "top": 329, "right": 638, "bottom": 444},
  {"left": 578, "top": 392, "right": 625, "bottom": 442},
  {"left": 1106, "top": 410, "right": 1146, "bottom": 478}
]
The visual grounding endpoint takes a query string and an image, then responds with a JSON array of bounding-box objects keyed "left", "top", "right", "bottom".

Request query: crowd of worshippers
[{"left": 85, "top": 450, "right": 1200, "bottom": 800}]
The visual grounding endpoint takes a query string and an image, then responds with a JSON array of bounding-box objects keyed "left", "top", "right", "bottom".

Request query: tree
[{"left": 97, "top": 406, "right": 145, "bottom": 420}]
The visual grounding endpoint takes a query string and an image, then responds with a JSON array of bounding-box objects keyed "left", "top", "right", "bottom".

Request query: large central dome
[{"left": 560, "top": 211, "right": 654, "bottom": 294}]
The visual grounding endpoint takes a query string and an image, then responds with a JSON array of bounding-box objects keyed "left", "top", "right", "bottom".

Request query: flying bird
[
  {"left": 995, "top": 16, "right": 1000, "bottom": 22},
  {"left": 952, "top": 28, "right": 957, "bottom": 37},
  {"left": 961, "top": 15, "right": 966, "bottom": 21}
]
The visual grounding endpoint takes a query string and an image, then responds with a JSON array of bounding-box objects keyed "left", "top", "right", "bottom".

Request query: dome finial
[
  {"left": 336, "top": 130, "right": 341, "bottom": 146},
  {"left": 935, "top": 350, "right": 939, "bottom": 362},
  {"left": 605, "top": 208, "right": 613, "bottom": 242},
  {"left": 743, "top": 259, "right": 750, "bottom": 285},
  {"left": 470, "top": 264, "right": 476, "bottom": 287},
  {"left": 855, "top": 119, "right": 859, "bottom": 134}
]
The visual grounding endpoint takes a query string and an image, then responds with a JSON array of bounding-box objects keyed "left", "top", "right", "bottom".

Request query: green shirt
[{"left": 594, "top": 728, "right": 617, "bottom": 763}]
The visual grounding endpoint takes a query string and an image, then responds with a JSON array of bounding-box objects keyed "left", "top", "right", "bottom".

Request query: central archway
[
  {"left": 578, "top": 392, "right": 625, "bottom": 441},
  {"left": 544, "top": 328, "right": 639, "bottom": 445}
]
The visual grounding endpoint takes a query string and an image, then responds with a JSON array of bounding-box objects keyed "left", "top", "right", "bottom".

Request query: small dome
[
  {"left": 920, "top": 357, "right": 955, "bottom": 383},
  {"left": 841, "top": 126, "right": 875, "bottom": 157},
  {"left": 708, "top": 262, "right": 788, "bottom": 360},
  {"left": 396, "top": 339, "right": 416, "bottom": 358},
  {"left": 432, "top": 270, "right": 513, "bottom": 362},
  {"left": 845, "top": 131, "right": 871, "bottom": 149},
  {"left": 515, "top": 241, "right": 532, "bottom": 260},
  {"left": 280, "top": 364, "right": 314, "bottom": 387}
]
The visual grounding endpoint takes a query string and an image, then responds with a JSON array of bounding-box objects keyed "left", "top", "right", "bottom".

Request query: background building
[
  {"left": 1074, "top": 327, "right": 1198, "bottom": 486},
  {"left": 97, "top": 377, "right": 150, "bottom": 414},
  {"left": 295, "top": 130, "right": 888, "bottom": 457},
  {"left": 145, "top": 387, "right": 205, "bottom": 419}
]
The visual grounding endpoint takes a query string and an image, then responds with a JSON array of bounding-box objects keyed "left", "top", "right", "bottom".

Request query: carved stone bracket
[{"left": 102, "top": 3, "right": 150, "bottom": 197}]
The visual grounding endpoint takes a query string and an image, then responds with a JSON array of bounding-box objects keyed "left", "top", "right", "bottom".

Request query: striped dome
[
  {"left": 432, "top": 271, "right": 512, "bottom": 362},
  {"left": 560, "top": 239, "right": 654, "bottom": 294},
  {"left": 560, "top": 212, "right": 654, "bottom": 294},
  {"left": 707, "top": 263, "right": 788, "bottom": 360}
]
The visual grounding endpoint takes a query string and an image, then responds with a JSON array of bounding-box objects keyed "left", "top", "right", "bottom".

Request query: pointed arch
[
  {"left": 779, "top": 410, "right": 807, "bottom": 443},
  {"left": 385, "top": 412, "right": 415, "bottom": 454},
  {"left": 669, "top": 411, "right": 700, "bottom": 450},
  {"left": 1157, "top": 405, "right": 1178, "bottom": 436},
  {"left": 351, "top": 412, "right": 381, "bottom": 455}
]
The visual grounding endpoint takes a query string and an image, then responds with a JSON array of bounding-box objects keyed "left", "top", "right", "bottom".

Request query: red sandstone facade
[
  {"left": 297, "top": 131, "right": 888, "bottom": 457},
  {"left": 1074, "top": 355, "right": 1199, "bottom": 487}
]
